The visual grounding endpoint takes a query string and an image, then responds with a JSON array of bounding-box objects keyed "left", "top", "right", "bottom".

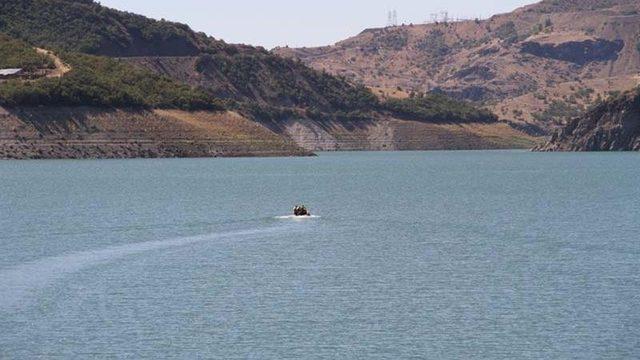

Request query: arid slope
[{"left": 275, "top": 0, "right": 640, "bottom": 131}]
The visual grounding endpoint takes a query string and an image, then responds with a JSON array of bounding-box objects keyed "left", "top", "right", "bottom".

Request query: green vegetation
[
  {"left": 0, "top": 34, "right": 53, "bottom": 71},
  {"left": 0, "top": 52, "right": 220, "bottom": 110},
  {"left": 0, "top": 0, "right": 380, "bottom": 114},
  {"left": 0, "top": 0, "right": 220, "bottom": 56},
  {"left": 0, "top": 0, "right": 498, "bottom": 126},
  {"left": 532, "top": 100, "right": 582, "bottom": 123},
  {"left": 197, "top": 52, "right": 496, "bottom": 123},
  {"left": 195, "top": 53, "right": 378, "bottom": 113},
  {"left": 382, "top": 93, "right": 497, "bottom": 123}
]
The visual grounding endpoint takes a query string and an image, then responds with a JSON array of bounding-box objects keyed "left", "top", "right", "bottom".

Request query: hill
[
  {"left": 0, "top": 0, "right": 537, "bottom": 158},
  {"left": 534, "top": 87, "right": 640, "bottom": 151},
  {"left": 0, "top": 32, "right": 314, "bottom": 158},
  {"left": 0, "top": 0, "right": 499, "bottom": 120},
  {"left": 0, "top": 0, "right": 216, "bottom": 57},
  {"left": 0, "top": 50, "right": 218, "bottom": 110},
  {"left": 275, "top": 0, "right": 640, "bottom": 132}
]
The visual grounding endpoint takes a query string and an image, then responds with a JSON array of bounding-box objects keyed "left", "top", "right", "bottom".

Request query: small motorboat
[{"left": 293, "top": 205, "right": 311, "bottom": 217}]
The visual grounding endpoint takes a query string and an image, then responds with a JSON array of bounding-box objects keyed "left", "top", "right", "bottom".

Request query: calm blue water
[{"left": 1, "top": 151, "right": 639, "bottom": 359}]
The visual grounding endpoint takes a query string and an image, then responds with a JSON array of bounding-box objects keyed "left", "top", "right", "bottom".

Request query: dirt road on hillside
[{"left": 36, "top": 48, "right": 71, "bottom": 78}]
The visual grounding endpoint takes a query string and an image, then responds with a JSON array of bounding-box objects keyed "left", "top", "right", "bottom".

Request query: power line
[
  {"left": 424, "top": 11, "right": 484, "bottom": 24},
  {"left": 387, "top": 9, "right": 398, "bottom": 27}
]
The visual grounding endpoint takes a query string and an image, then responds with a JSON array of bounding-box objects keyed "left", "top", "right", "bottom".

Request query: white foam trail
[
  {"left": 0, "top": 227, "right": 284, "bottom": 311},
  {"left": 276, "top": 215, "right": 321, "bottom": 220}
]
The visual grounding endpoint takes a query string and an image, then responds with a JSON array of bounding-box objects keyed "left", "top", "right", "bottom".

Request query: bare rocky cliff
[{"left": 535, "top": 88, "right": 640, "bottom": 151}]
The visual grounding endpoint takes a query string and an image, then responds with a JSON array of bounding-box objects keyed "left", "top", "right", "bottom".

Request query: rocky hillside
[
  {"left": 0, "top": 0, "right": 538, "bottom": 158},
  {"left": 275, "top": 0, "right": 640, "bottom": 131},
  {"left": 535, "top": 87, "right": 640, "bottom": 151}
]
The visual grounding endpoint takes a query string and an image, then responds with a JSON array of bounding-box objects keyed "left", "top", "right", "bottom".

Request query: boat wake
[
  {"left": 276, "top": 215, "right": 321, "bottom": 220},
  {"left": 0, "top": 226, "right": 292, "bottom": 312}
]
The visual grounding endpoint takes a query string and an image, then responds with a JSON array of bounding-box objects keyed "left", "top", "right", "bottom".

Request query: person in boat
[{"left": 293, "top": 205, "right": 310, "bottom": 216}]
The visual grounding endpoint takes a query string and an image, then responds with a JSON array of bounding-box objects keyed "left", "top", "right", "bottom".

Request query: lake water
[{"left": 1, "top": 151, "right": 639, "bottom": 359}]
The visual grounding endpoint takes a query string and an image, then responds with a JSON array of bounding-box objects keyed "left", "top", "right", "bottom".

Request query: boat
[{"left": 293, "top": 205, "right": 311, "bottom": 217}]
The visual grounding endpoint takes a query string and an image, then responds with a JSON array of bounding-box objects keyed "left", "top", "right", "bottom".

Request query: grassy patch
[{"left": 0, "top": 34, "right": 54, "bottom": 71}]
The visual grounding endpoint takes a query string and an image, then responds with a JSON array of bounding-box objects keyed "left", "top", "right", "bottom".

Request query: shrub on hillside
[
  {"left": 0, "top": 0, "right": 219, "bottom": 56},
  {"left": 196, "top": 53, "right": 378, "bottom": 113},
  {"left": 377, "top": 30, "right": 409, "bottom": 50},
  {"left": 0, "top": 52, "right": 221, "bottom": 110},
  {"left": 382, "top": 93, "right": 498, "bottom": 123},
  {"left": 415, "top": 30, "right": 450, "bottom": 56},
  {"left": 0, "top": 34, "right": 54, "bottom": 71},
  {"left": 532, "top": 100, "right": 582, "bottom": 123},
  {"left": 494, "top": 21, "right": 519, "bottom": 44}
]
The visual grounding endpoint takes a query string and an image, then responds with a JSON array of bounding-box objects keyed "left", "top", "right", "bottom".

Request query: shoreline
[{"left": 0, "top": 107, "right": 541, "bottom": 160}]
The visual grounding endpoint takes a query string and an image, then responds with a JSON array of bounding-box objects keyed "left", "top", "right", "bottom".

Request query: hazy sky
[{"left": 100, "top": 0, "right": 538, "bottom": 49}]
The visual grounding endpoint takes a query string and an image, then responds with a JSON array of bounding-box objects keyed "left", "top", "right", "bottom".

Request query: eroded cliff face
[{"left": 535, "top": 89, "right": 640, "bottom": 151}]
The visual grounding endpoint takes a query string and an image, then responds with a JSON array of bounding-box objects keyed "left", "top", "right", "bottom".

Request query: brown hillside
[{"left": 275, "top": 0, "right": 640, "bottom": 132}]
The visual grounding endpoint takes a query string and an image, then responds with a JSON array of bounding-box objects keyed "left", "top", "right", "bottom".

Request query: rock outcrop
[
  {"left": 520, "top": 38, "right": 624, "bottom": 65},
  {"left": 535, "top": 88, "right": 640, "bottom": 151}
]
